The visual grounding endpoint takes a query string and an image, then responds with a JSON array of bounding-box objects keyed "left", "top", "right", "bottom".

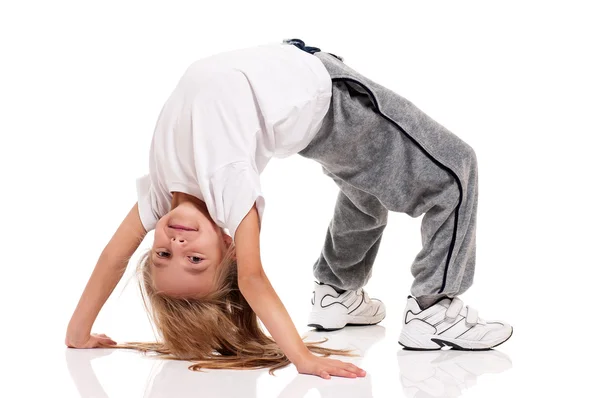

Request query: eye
[
  {"left": 157, "top": 251, "right": 170, "bottom": 258},
  {"left": 189, "top": 256, "right": 202, "bottom": 264}
]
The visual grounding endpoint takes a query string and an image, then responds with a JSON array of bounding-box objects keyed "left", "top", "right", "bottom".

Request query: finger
[
  {"left": 89, "top": 337, "right": 110, "bottom": 348},
  {"left": 319, "top": 370, "right": 331, "bottom": 380},
  {"left": 344, "top": 363, "right": 366, "bottom": 376},
  {"left": 342, "top": 363, "right": 360, "bottom": 374},
  {"left": 329, "top": 368, "right": 357, "bottom": 379},
  {"left": 102, "top": 341, "right": 117, "bottom": 346},
  {"left": 99, "top": 338, "right": 117, "bottom": 346},
  {"left": 329, "top": 359, "right": 361, "bottom": 374}
]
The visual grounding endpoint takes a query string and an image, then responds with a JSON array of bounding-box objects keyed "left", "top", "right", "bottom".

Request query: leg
[
  {"left": 306, "top": 169, "right": 387, "bottom": 330},
  {"left": 300, "top": 77, "right": 478, "bottom": 299},
  {"left": 401, "top": 139, "right": 478, "bottom": 300},
  {"left": 301, "top": 51, "right": 510, "bottom": 346},
  {"left": 312, "top": 170, "right": 389, "bottom": 291}
]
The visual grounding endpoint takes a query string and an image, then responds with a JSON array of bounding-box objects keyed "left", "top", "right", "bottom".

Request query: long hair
[{"left": 116, "top": 245, "right": 354, "bottom": 374}]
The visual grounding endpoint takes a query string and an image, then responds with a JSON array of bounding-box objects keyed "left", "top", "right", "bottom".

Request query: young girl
[{"left": 65, "top": 38, "right": 512, "bottom": 379}]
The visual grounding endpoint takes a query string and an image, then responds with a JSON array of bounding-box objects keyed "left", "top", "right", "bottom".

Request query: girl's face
[{"left": 151, "top": 199, "right": 233, "bottom": 298}]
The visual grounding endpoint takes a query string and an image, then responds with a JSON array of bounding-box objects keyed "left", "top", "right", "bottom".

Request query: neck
[{"left": 171, "top": 191, "right": 207, "bottom": 213}]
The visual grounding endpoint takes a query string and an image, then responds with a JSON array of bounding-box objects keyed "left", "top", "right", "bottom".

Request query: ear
[
  {"left": 222, "top": 231, "right": 236, "bottom": 260},
  {"left": 222, "top": 233, "right": 233, "bottom": 246}
]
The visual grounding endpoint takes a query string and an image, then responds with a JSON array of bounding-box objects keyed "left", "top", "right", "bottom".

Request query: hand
[
  {"left": 294, "top": 353, "right": 366, "bottom": 379},
  {"left": 65, "top": 333, "right": 117, "bottom": 349}
]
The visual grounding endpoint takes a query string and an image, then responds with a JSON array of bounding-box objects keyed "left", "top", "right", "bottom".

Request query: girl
[{"left": 65, "top": 38, "right": 512, "bottom": 378}]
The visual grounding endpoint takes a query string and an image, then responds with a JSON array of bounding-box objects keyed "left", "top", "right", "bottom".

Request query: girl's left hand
[
  {"left": 65, "top": 332, "right": 117, "bottom": 349},
  {"left": 294, "top": 353, "right": 366, "bottom": 379}
]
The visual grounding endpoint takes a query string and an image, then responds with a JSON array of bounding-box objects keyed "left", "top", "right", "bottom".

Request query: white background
[{"left": 1, "top": 0, "right": 598, "bottom": 397}]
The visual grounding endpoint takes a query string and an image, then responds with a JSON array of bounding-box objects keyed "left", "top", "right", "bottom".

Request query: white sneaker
[
  {"left": 307, "top": 282, "right": 386, "bottom": 331},
  {"left": 398, "top": 296, "right": 513, "bottom": 350}
]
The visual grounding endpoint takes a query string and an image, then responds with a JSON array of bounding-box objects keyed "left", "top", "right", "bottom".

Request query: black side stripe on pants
[{"left": 331, "top": 77, "right": 463, "bottom": 294}]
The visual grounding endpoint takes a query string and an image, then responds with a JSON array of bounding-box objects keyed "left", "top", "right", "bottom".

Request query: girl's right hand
[
  {"left": 65, "top": 333, "right": 117, "bottom": 349},
  {"left": 294, "top": 353, "right": 366, "bottom": 379}
]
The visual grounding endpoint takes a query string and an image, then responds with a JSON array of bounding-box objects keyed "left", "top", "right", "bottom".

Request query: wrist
[
  {"left": 288, "top": 346, "right": 313, "bottom": 366},
  {"left": 67, "top": 319, "right": 92, "bottom": 339},
  {"left": 65, "top": 332, "right": 88, "bottom": 347}
]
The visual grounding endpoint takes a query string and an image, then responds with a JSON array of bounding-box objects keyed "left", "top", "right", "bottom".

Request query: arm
[
  {"left": 234, "top": 205, "right": 310, "bottom": 364},
  {"left": 235, "top": 205, "right": 365, "bottom": 379},
  {"left": 65, "top": 203, "right": 147, "bottom": 347}
]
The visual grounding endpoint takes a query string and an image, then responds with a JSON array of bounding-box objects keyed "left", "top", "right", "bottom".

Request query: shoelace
[
  {"left": 445, "top": 297, "right": 480, "bottom": 326},
  {"left": 358, "top": 289, "right": 372, "bottom": 303},
  {"left": 339, "top": 288, "right": 369, "bottom": 304},
  {"left": 350, "top": 288, "right": 380, "bottom": 316},
  {"left": 337, "top": 288, "right": 373, "bottom": 310}
]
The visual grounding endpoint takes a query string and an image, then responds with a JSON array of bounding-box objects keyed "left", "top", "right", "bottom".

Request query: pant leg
[
  {"left": 299, "top": 72, "right": 479, "bottom": 298},
  {"left": 312, "top": 169, "right": 388, "bottom": 291}
]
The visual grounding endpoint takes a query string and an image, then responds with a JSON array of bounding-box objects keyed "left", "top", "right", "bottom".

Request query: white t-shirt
[{"left": 136, "top": 42, "right": 332, "bottom": 240}]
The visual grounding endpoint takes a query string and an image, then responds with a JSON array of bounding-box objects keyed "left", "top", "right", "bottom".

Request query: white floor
[
  {"left": 60, "top": 325, "right": 518, "bottom": 398},
  {"left": 7, "top": 303, "right": 599, "bottom": 397}
]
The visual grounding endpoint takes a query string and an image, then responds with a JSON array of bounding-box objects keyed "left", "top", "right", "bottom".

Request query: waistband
[{"left": 282, "top": 38, "right": 344, "bottom": 62}]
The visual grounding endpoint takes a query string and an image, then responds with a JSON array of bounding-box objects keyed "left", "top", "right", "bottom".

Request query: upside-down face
[{"left": 150, "top": 199, "right": 233, "bottom": 298}]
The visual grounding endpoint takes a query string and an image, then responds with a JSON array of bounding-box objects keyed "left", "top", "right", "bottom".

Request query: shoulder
[
  {"left": 135, "top": 174, "right": 171, "bottom": 232},
  {"left": 205, "top": 162, "right": 265, "bottom": 240}
]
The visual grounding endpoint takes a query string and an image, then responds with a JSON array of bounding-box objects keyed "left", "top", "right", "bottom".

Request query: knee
[{"left": 462, "top": 142, "right": 478, "bottom": 172}]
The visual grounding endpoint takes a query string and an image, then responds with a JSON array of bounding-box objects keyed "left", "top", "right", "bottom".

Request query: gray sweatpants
[{"left": 297, "top": 51, "right": 478, "bottom": 298}]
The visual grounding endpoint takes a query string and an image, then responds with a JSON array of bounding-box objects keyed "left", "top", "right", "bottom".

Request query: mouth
[{"left": 169, "top": 225, "right": 198, "bottom": 231}]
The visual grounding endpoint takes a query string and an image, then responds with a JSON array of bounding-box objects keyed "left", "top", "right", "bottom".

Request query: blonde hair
[{"left": 116, "top": 245, "right": 354, "bottom": 374}]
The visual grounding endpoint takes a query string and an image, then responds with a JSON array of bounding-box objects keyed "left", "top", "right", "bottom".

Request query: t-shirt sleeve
[
  {"left": 206, "top": 162, "right": 265, "bottom": 241},
  {"left": 135, "top": 174, "right": 160, "bottom": 232}
]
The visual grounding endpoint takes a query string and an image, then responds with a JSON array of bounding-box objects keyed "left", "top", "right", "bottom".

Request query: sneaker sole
[
  {"left": 398, "top": 326, "right": 514, "bottom": 351},
  {"left": 308, "top": 312, "right": 386, "bottom": 332}
]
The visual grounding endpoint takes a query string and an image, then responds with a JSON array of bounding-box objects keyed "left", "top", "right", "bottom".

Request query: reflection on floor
[
  {"left": 397, "top": 349, "right": 512, "bottom": 398},
  {"left": 64, "top": 325, "right": 512, "bottom": 398}
]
